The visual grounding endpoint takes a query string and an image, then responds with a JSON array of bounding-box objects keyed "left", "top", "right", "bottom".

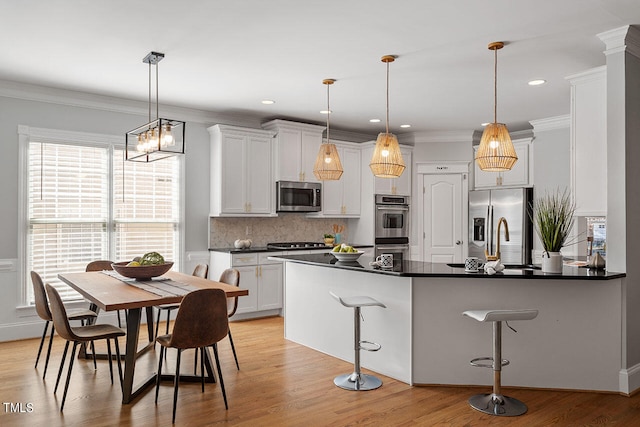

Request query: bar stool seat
[
  {"left": 463, "top": 308, "right": 538, "bottom": 417},
  {"left": 330, "top": 292, "right": 386, "bottom": 391}
]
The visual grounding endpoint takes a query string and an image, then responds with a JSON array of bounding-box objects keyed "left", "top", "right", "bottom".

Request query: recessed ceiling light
[
  {"left": 528, "top": 79, "right": 546, "bottom": 86},
  {"left": 400, "top": 124, "right": 411, "bottom": 128},
  {"left": 320, "top": 110, "right": 332, "bottom": 114},
  {"left": 369, "top": 119, "right": 381, "bottom": 123},
  {"left": 261, "top": 100, "right": 275, "bottom": 105}
]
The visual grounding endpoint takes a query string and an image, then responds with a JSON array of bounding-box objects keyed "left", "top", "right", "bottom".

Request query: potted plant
[
  {"left": 323, "top": 234, "right": 335, "bottom": 246},
  {"left": 531, "top": 189, "right": 577, "bottom": 273}
]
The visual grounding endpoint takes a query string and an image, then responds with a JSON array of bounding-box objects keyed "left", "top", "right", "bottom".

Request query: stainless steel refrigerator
[{"left": 468, "top": 188, "right": 534, "bottom": 265}]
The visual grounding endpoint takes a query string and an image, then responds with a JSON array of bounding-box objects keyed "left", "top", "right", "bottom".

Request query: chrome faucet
[{"left": 485, "top": 217, "right": 510, "bottom": 261}]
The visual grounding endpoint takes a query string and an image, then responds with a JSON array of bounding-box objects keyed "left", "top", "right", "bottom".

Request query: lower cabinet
[{"left": 209, "top": 251, "right": 283, "bottom": 317}]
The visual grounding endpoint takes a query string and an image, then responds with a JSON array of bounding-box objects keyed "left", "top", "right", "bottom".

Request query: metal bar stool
[
  {"left": 330, "top": 291, "right": 386, "bottom": 391},
  {"left": 463, "top": 309, "right": 538, "bottom": 416}
]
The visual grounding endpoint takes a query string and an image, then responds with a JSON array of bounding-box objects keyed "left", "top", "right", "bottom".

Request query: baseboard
[{"left": 619, "top": 363, "right": 640, "bottom": 395}]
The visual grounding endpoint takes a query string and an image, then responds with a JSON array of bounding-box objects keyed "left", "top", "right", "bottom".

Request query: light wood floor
[{"left": 2, "top": 316, "right": 640, "bottom": 426}]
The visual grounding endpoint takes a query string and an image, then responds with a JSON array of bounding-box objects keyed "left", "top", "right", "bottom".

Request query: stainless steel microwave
[{"left": 276, "top": 181, "right": 322, "bottom": 212}]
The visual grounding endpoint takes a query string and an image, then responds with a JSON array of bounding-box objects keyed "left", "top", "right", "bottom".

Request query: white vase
[{"left": 542, "top": 251, "right": 563, "bottom": 273}]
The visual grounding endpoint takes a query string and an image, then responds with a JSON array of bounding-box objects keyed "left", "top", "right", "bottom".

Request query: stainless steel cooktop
[{"left": 267, "top": 242, "right": 328, "bottom": 250}]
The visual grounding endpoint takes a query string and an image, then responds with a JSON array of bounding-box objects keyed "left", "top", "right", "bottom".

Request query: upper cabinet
[
  {"left": 473, "top": 138, "right": 532, "bottom": 189},
  {"left": 209, "top": 124, "right": 275, "bottom": 217},
  {"left": 567, "top": 67, "right": 607, "bottom": 217},
  {"left": 262, "top": 119, "right": 325, "bottom": 183},
  {"left": 320, "top": 142, "right": 362, "bottom": 217}
]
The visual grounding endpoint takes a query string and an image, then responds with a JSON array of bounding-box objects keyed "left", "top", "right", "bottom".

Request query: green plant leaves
[{"left": 532, "top": 189, "right": 576, "bottom": 253}]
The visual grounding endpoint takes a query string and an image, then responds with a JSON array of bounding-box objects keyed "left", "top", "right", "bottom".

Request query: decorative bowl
[
  {"left": 111, "top": 261, "right": 173, "bottom": 281},
  {"left": 330, "top": 251, "right": 364, "bottom": 262}
]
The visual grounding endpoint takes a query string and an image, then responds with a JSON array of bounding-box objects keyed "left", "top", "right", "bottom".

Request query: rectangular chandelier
[
  {"left": 125, "top": 51, "right": 185, "bottom": 162},
  {"left": 126, "top": 118, "right": 185, "bottom": 162}
]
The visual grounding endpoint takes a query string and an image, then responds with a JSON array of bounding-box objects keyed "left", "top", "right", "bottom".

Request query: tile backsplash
[{"left": 209, "top": 215, "right": 349, "bottom": 248}]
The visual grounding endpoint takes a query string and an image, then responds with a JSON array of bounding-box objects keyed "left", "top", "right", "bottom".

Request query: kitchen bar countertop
[
  {"left": 271, "top": 253, "right": 625, "bottom": 280},
  {"left": 209, "top": 244, "right": 373, "bottom": 254}
]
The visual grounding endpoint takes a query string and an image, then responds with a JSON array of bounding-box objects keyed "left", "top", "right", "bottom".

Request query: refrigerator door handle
[{"left": 489, "top": 205, "right": 494, "bottom": 256}]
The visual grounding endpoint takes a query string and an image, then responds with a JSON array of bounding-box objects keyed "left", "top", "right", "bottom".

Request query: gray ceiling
[{"left": 1, "top": 0, "right": 639, "bottom": 137}]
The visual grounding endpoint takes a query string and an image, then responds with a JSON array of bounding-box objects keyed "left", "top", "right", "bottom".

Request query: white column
[{"left": 598, "top": 25, "right": 640, "bottom": 392}]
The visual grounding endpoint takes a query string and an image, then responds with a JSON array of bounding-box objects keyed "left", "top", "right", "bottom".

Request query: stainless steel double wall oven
[{"left": 374, "top": 194, "right": 410, "bottom": 260}]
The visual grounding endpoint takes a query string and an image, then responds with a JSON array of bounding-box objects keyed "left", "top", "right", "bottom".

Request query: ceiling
[{"left": 1, "top": 0, "right": 639, "bottom": 137}]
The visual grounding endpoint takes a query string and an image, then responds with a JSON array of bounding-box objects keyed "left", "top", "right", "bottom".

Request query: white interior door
[{"left": 423, "top": 174, "right": 463, "bottom": 263}]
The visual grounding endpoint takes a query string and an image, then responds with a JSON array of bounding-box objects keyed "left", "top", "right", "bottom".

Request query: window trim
[{"left": 17, "top": 124, "right": 185, "bottom": 306}]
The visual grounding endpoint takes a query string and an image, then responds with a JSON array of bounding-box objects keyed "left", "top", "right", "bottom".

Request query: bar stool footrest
[
  {"left": 469, "top": 393, "right": 528, "bottom": 416},
  {"left": 470, "top": 356, "right": 510, "bottom": 368},
  {"left": 359, "top": 340, "right": 382, "bottom": 352}
]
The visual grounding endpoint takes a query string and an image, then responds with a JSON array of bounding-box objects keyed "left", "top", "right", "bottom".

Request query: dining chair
[
  {"left": 45, "top": 284, "right": 125, "bottom": 411},
  {"left": 85, "top": 260, "right": 125, "bottom": 327},
  {"left": 31, "top": 271, "right": 97, "bottom": 380},
  {"left": 155, "top": 288, "right": 229, "bottom": 423},
  {"left": 193, "top": 268, "right": 241, "bottom": 373},
  {"left": 154, "top": 264, "right": 208, "bottom": 341}
]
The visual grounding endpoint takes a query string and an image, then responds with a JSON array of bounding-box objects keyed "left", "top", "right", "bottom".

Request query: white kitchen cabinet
[
  {"left": 473, "top": 138, "right": 532, "bottom": 189},
  {"left": 374, "top": 147, "right": 413, "bottom": 196},
  {"left": 321, "top": 143, "right": 361, "bottom": 217},
  {"left": 209, "top": 251, "right": 283, "bottom": 317},
  {"left": 567, "top": 67, "right": 607, "bottom": 216},
  {"left": 209, "top": 124, "right": 275, "bottom": 216},
  {"left": 262, "top": 119, "right": 325, "bottom": 182}
]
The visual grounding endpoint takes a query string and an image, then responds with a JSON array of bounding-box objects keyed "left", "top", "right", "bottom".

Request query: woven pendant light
[
  {"left": 370, "top": 55, "right": 405, "bottom": 178},
  {"left": 314, "top": 79, "right": 343, "bottom": 181},
  {"left": 475, "top": 42, "right": 518, "bottom": 172}
]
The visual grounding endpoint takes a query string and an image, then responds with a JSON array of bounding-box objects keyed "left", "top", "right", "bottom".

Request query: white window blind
[{"left": 25, "top": 136, "right": 181, "bottom": 304}]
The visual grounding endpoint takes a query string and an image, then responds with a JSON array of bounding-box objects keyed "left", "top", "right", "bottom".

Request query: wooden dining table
[{"left": 58, "top": 270, "right": 248, "bottom": 404}]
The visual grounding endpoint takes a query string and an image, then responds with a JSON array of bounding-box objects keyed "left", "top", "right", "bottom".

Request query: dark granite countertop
[
  {"left": 270, "top": 253, "right": 625, "bottom": 280},
  {"left": 209, "top": 244, "right": 373, "bottom": 254}
]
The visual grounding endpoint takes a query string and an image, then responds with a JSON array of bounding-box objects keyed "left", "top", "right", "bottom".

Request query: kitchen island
[{"left": 273, "top": 253, "right": 629, "bottom": 393}]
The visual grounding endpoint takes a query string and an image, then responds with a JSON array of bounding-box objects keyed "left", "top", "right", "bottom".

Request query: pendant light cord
[
  {"left": 493, "top": 46, "right": 498, "bottom": 124},
  {"left": 148, "top": 61, "right": 152, "bottom": 123},
  {"left": 385, "top": 60, "right": 390, "bottom": 134},
  {"left": 148, "top": 60, "right": 160, "bottom": 122},
  {"left": 156, "top": 61, "right": 159, "bottom": 122},
  {"left": 326, "top": 82, "right": 330, "bottom": 144}
]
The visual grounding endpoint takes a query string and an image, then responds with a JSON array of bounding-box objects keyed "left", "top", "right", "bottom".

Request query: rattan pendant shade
[
  {"left": 313, "top": 142, "right": 343, "bottom": 180},
  {"left": 370, "top": 132, "right": 405, "bottom": 177},
  {"left": 476, "top": 123, "right": 518, "bottom": 171},
  {"left": 370, "top": 55, "right": 405, "bottom": 178},
  {"left": 314, "top": 79, "right": 343, "bottom": 181},
  {"left": 475, "top": 42, "right": 517, "bottom": 172}
]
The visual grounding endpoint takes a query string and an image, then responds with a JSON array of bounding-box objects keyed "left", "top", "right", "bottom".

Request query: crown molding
[
  {"left": 565, "top": 66, "right": 606, "bottom": 84},
  {"left": 530, "top": 115, "right": 570, "bottom": 132},
  {"left": 598, "top": 25, "right": 640, "bottom": 59},
  {"left": 0, "top": 79, "right": 262, "bottom": 127}
]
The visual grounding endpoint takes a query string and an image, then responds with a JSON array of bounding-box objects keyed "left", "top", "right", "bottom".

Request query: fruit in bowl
[
  {"left": 330, "top": 244, "right": 363, "bottom": 261},
  {"left": 112, "top": 252, "right": 173, "bottom": 280}
]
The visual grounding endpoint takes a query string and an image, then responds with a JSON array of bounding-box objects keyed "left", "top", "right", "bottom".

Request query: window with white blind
[{"left": 21, "top": 126, "right": 182, "bottom": 303}]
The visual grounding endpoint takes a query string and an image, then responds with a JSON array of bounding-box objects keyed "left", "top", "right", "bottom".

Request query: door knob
[{"left": 456, "top": 240, "right": 462, "bottom": 245}]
